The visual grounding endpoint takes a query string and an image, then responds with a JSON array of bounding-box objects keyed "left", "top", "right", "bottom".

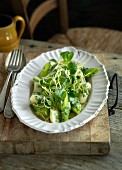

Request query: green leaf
[
  {"left": 49, "top": 64, "right": 57, "bottom": 72},
  {"left": 39, "top": 62, "right": 51, "bottom": 78},
  {"left": 50, "top": 59, "right": 57, "bottom": 63},
  {"left": 45, "top": 98, "right": 52, "bottom": 107},
  {"left": 68, "top": 62, "right": 77, "bottom": 74},
  {"left": 81, "top": 67, "right": 99, "bottom": 77},
  {"left": 60, "top": 51, "right": 74, "bottom": 63},
  {"left": 31, "top": 104, "right": 50, "bottom": 118},
  {"left": 54, "top": 89, "right": 66, "bottom": 101},
  {"left": 59, "top": 76, "right": 67, "bottom": 86},
  {"left": 68, "top": 88, "right": 77, "bottom": 97}
]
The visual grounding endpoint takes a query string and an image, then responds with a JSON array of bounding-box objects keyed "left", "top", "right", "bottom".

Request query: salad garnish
[{"left": 30, "top": 51, "right": 99, "bottom": 123}]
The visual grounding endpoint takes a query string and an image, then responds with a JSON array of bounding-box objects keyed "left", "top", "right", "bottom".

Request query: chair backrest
[{"left": 11, "top": 0, "right": 68, "bottom": 39}]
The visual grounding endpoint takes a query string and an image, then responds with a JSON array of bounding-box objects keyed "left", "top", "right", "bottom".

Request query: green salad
[{"left": 30, "top": 51, "right": 99, "bottom": 123}]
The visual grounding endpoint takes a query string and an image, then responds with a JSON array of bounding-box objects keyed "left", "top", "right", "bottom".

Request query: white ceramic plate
[{"left": 11, "top": 47, "right": 109, "bottom": 133}]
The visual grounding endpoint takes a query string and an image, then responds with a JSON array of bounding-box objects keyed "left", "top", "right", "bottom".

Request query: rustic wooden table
[{"left": 0, "top": 39, "right": 121, "bottom": 169}]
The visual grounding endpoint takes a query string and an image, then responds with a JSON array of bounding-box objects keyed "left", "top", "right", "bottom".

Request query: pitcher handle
[{"left": 14, "top": 16, "right": 26, "bottom": 39}]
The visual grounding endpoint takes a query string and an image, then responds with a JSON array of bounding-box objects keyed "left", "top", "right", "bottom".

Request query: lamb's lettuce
[
  {"left": 60, "top": 51, "right": 74, "bottom": 63},
  {"left": 30, "top": 51, "right": 99, "bottom": 123},
  {"left": 81, "top": 67, "right": 99, "bottom": 77}
]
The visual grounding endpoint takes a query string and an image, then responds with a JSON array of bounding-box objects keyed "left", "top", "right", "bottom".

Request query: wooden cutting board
[{"left": 0, "top": 50, "right": 110, "bottom": 155}]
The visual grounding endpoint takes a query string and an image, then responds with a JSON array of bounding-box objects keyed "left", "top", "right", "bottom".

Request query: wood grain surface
[
  {"left": 0, "top": 40, "right": 121, "bottom": 170},
  {"left": 0, "top": 44, "right": 110, "bottom": 155}
]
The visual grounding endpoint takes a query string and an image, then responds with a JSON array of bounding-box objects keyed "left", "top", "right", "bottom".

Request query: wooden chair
[
  {"left": 11, "top": 0, "right": 122, "bottom": 54},
  {"left": 49, "top": 27, "right": 122, "bottom": 54},
  {"left": 11, "top": 0, "right": 68, "bottom": 39}
]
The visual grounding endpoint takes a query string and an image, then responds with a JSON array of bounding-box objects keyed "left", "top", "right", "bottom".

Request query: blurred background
[
  {"left": 0, "top": 0, "right": 122, "bottom": 40},
  {"left": 0, "top": 0, "right": 122, "bottom": 53}
]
